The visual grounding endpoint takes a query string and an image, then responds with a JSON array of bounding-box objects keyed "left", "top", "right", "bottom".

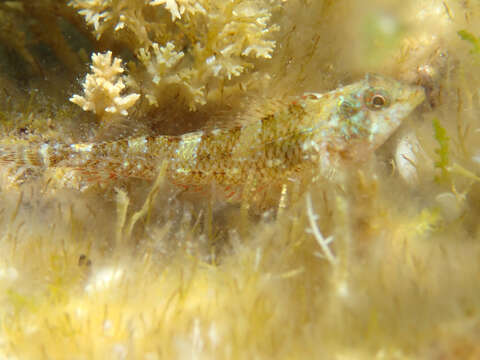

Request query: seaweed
[
  {"left": 458, "top": 29, "right": 480, "bottom": 55},
  {"left": 433, "top": 117, "right": 451, "bottom": 183}
]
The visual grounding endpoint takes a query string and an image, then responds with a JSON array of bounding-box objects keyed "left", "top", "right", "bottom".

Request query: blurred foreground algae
[{"left": 1, "top": 0, "right": 480, "bottom": 359}]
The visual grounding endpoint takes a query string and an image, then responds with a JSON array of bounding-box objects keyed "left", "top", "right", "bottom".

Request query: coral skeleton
[
  {"left": 70, "top": 51, "right": 140, "bottom": 120},
  {"left": 69, "top": 0, "right": 283, "bottom": 108}
]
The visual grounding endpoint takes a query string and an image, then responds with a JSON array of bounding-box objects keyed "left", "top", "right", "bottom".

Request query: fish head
[{"left": 334, "top": 74, "right": 425, "bottom": 157}]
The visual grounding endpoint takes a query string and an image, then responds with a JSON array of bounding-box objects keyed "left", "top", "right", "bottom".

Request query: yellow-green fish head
[{"left": 331, "top": 73, "right": 425, "bottom": 157}]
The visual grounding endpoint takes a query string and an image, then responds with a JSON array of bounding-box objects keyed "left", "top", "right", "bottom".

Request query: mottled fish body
[{"left": 0, "top": 74, "right": 425, "bottom": 198}]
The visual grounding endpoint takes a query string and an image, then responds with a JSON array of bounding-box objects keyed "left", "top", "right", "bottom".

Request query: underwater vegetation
[{"left": 1, "top": 0, "right": 480, "bottom": 359}]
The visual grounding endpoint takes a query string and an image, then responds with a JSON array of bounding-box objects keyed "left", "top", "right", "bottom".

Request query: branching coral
[
  {"left": 69, "top": 0, "right": 284, "bottom": 109},
  {"left": 70, "top": 51, "right": 140, "bottom": 121},
  {"left": 69, "top": 0, "right": 155, "bottom": 45}
]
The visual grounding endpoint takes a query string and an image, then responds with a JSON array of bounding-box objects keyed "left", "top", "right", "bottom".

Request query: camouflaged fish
[{"left": 0, "top": 74, "right": 425, "bottom": 199}]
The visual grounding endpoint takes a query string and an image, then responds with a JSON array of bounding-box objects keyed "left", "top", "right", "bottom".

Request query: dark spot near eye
[{"left": 339, "top": 100, "right": 359, "bottom": 117}]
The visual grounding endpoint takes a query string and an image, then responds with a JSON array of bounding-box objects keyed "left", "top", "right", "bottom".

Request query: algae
[{"left": 0, "top": 0, "right": 480, "bottom": 359}]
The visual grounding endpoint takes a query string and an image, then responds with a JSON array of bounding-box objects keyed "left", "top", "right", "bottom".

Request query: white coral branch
[
  {"left": 138, "top": 42, "right": 184, "bottom": 84},
  {"left": 69, "top": 0, "right": 113, "bottom": 39},
  {"left": 149, "top": 0, "right": 206, "bottom": 20},
  {"left": 149, "top": 0, "right": 181, "bottom": 20},
  {"left": 70, "top": 51, "right": 140, "bottom": 119}
]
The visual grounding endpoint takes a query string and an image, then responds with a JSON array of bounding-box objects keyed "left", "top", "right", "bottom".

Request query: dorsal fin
[{"left": 200, "top": 95, "right": 293, "bottom": 132}]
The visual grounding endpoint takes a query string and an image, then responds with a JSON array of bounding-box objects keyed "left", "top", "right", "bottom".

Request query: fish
[{"left": 0, "top": 74, "right": 425, "bottom": 203}]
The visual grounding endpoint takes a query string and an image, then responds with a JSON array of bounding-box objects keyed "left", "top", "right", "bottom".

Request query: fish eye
[
  {"left": 372, "top": 95, "right": 385, "bottom": 107},
  {"left": 364, "top": 89, "right": 391, "bottom": 111}
]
